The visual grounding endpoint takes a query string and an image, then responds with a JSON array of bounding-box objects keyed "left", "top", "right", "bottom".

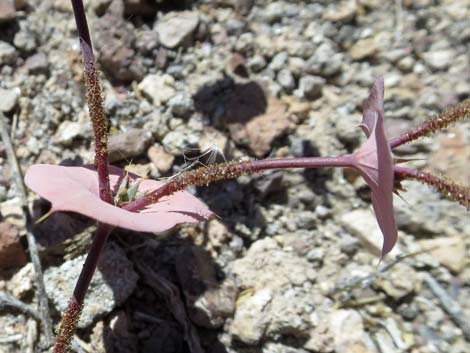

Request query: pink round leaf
[{"left": 24, "top": 164, "right": 213, "bottom": 232}]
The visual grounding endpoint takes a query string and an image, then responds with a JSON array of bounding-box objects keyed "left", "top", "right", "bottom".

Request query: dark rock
[
  {"left": 93, "top": 14, "right": 145, "bottom": 82},
  {"left": 108, "top": 128, "right": 154, "bottom": 162},
  {"left": 0, "top": 221, "right": 27, "bottom": 269}
]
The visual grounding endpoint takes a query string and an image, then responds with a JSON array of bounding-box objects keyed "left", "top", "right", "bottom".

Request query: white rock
[
  {"left": 0, "top": 87, "right": 20, "bottom": 112},
  {"left": 54, "top": 121, "right": 82, "bottom": 146},
  {"left": 341, "top": 208, "right": 401, "bottom": 257},
  {"left": 422, "top": 50, "right": 454, "bottom": 70},
  {"left": 7, "top": 263, "right": 34, "bottom": 298},
  {"left": 44, "top": 243, "right": 138, "bottom": 328},
  {"left": 230, "top": 288, "right": 273, "bottom": 345},
  {"left": 138, "top": 74, "right": 176, "bottom": 107},
  {"left": 155, "top": 11, "right": 199, "bottom": 49},
  {"left": 418, "top": 236, "right": 466, "bottom": 273}
]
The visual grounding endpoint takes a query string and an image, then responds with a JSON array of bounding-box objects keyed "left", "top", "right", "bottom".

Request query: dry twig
[{"left": 0, "top": 112, "right": 54, "bottom": 346}]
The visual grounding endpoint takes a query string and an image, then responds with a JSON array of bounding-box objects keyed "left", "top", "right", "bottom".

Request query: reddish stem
[
  {"left": 71, "top": 0, "right": 112, "bottom": 204},
  {"left": 394, "top": 166, "right": 470, "bottom": 208},
  {"left": 53, "top": 223, "right": 114, "bottom": 353},
  {"left": 124, "top": 155, "right": 355, "bottom": 212}
]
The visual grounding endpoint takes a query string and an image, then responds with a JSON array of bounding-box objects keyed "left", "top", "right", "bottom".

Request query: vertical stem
[
  {"left": 53, "top": 223, "right": 113, "bottom": 353},
  {"left": 71, "top": 0, "right": 112, "bottom": 204}
]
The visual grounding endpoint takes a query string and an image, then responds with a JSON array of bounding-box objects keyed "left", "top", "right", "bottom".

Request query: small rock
[
  {"left": 230, "top": 288, "right": 273, "bottom": 345},
  {"left": 422, "top": 50, "right": 454, "bottom": 70},
  {"left": 147, "top": 144, "right": 175, "bottom": 174},
  {"left": 226, "top": 94, "right": 291, "bottom": 157},
  {"left": 227, "top": 53, "right": 249, "bottom": 78},
  {"left": 418, "top": 236, "right": 466, "bottom": 273},
  {"left": 167, "top": 92, "right": 193, "bottom": 118},
  {"left": 13, "top": 29, "right": 36, "bottom": 53},
  {"left": 263, "top": 342, "right": 309, "bottom": 353},
  {"left": 135, "top": 29, "right": 159, "bottom": 54},
  {"left": 138, "top": 74, "right": 176, "bottom": 107},
  {"left": 0, "top": 0, "right": 15, "bottom": 23},
  {"left": 0, "top": 221, "right": 27, "bottom": 269},
  {"left": 341, "top": 208, "right": 400, "bottom": 257},
  {"left": 90, "top": 311, "right": 138, "bottom": 353},
  {"left": 175, "top": 247, "right": 237, "bottom": 328},
  {"left": 0, "top": 41, "right": 17, "bottom": 65},
  {"left": 324, "top": 0, "right": 357, "bottom": 23},
  {"left": 44, "top": 242, "right": 138, "bottom": 328},
  {"left": 277, "top": 69, "right": 296, "bottom": 92},
  {"left": 54, "top": 121, "right": 82, "bottom": 146},
  {"left": 0, "top": 197, "right": 23, "bottom": 228},
  {"left": 24, "top": 52, "right": 49, "bottom": 74},
  {"left": 269, "top": 51, "right": 288, "bottom": 72},
  {"left": 248, "top": 54, "right": 267, "bottom": 72},
  {"left": 155, "top": 11, "right": 199, "bottom": 49},
  {"left": 263, "top": 2, "right": 284, "bottom": 23},
  {"left": 306, "top": 42, "right": 342, "bottom": 77},
  {"left": 328, "top": 309, "right": 377, "bottom": 353},
  {"left": 108, "top": 128, "right": 154, "bottom": 162},
  {"left": 0, "top": 87, "right": 20, "bottom": 112},
  {"left": 298, "top": 75, "right": 325, "bottom": 100},
  {"left": 375, "top": 263, "right": 422, "bottom": 300},
  {"left": 350, "top": 37, "right": 379, "bottom": 61},
  {"left": 397, "top": 56, "right": 414, "bottom": 72},
  {"left": 252, "top": 171, "right": 284, "bottom": 198},
  {"left": 93, "top": 14, "right": 145, "bottom": 82},
  {"left": 7, "top": 263, "right": 34, "bottom": 298}
]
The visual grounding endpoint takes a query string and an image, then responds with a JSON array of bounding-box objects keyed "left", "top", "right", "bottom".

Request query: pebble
[
  {"left": 0, "top": 0, "right": 15, "bottom": 23},
  {"left": 306, "top": 41, "right": 342, "bottom": 77},
  {"left": 248, "top": 54, "right": 267, "bottom": 72},
  {"left": 0, "top": 41, "right": 17, "bottom": 66},
  {"left": 350, "top": 37, "right": 379, "bottom": 61},
  {"left": 44, "top": 242, "right": 138, "bottom": 328},
  {"left": 297, "top": 75, "right": 325, "bottom": 100},
  {"left": 167, "top": 92, "right": 193, "bottom": 118},
  {"left": 93, "top": 14, "right": 145, "bottom": 82},
  {"left": 147, "top": 143, "right": 175, "bottom": 174},
  {"left": 108, "top": 128, "right": 154, "bottom": 162},
  {"left": 54, "top": 121, "right": 83, "bottom": 146},
  {"left": 269, "top": 51, "right": 289, "bottom": 72},
  {"left": 418, "top": 236, "right": 466, "bottom": 273},
  {"left": 0, "top": 221, "right": 27, "bottom": 269},
  {"left": 277, "top": 68, "right": 296, "bottom": 92},
  {"left": 155, "top": 11, "right": 199, "bottom": 49},
  {"left": 230, "top": 288, "right": 273, "bottom": 345},
  {"left": 24, "top": 52, "right": 49, "bottom": 74},
  {"left": 138, "top": 74, "right": 176, "bottom": 107},
  {"left": 375, "top": 263, "right": 422, "bottom": 300},
  {"left": 422, "top": 49, "right": 454, "bottom": 70},
  {"left": 7, "top": 263, "right": 34, "bottom": 298},
  {"left": 0, "top": 87, "right": 20, "bottom": 112},
  {"left": 341, "top": 208, "right": 400, "bottom": 257}
]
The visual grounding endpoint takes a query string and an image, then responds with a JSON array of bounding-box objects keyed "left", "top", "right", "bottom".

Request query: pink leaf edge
[
  {"left": 25, "top": 164, "right": 213, "bottom": 233},
  {"left": 353, "top": 77, "right": 398, "bottom": 258}
]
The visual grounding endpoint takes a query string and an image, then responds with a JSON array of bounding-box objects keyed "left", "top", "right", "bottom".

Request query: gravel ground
[{"left": 0, "top": 1, "right": 469, "bottom": 353}]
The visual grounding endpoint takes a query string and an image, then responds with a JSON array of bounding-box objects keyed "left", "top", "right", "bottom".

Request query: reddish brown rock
[{"left": 0, "top": 221, "right": 27, "bottom": 269}]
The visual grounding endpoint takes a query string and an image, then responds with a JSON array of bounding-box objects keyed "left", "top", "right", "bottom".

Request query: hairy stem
[
  {"left": 71, "top": 0, "right": 112, "bottom": 204},
  {"left": 394, "top": 166, "right": 470, "bottom": 208},
  {"left": 390, "top": 99, "right": 470, "bottom": 149},
  {"left": 53, "top": 223, "right": 114, "bottom": 353},
  {"left": 124, "top": 155, "right": 355, "bottom": 212}
]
